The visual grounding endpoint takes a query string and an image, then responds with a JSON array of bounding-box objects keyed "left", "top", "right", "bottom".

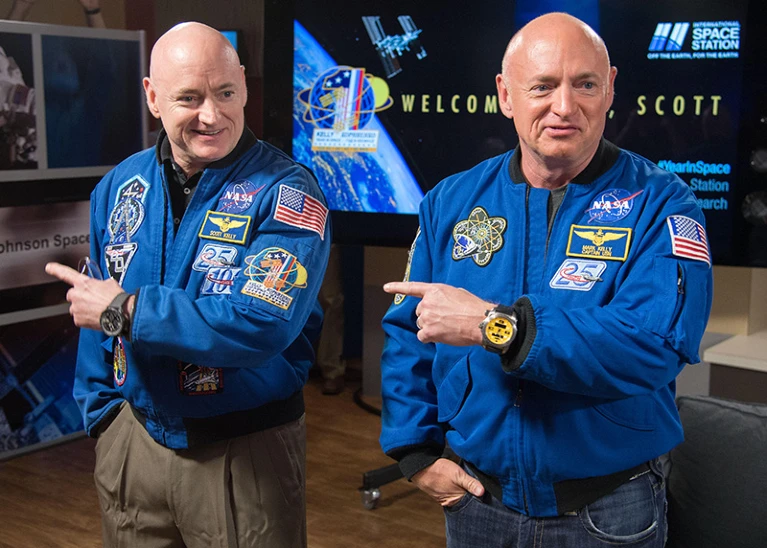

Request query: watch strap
[
  {"left": 103, "top": 292, "right": 131, "bottom": 337},
  {"left": 108, "top": 292, "right": 131, "bottom": 312}
]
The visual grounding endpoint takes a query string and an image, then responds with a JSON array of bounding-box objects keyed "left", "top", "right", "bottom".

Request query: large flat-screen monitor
[
  {"left": 263, "top": 0, "right": 767, "bottom": 266},
  {"left": 0, "top": 21, "right": 147, "bottom": 315},
  {"left": 0, "top": 21, "right": 146, "bottom": 460}
]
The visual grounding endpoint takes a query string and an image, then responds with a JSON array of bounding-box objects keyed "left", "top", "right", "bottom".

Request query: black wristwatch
[
  {"left": 479, "top": 306, "right": 518, "bottom": 354},
  {"left": 100, "top": 292, "right": 132, "bottom": 338}
]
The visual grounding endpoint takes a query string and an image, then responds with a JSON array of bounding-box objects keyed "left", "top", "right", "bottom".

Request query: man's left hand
[
  {"left": 383, "top": 281, "right": 490, "bottom": 346},
  {"left": 45, "top": 262, "right": 123, "bottom": 331}
]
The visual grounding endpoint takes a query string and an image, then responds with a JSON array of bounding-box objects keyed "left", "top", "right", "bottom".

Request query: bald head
[
  {"left": 149, "top": 22, "right": 240, "bottom": 83},
  {"left": 501, "top": 13, "right": 610, "bottom": 85},
  {"left": 143, "top": 21, "right": 248, "bottom": 177},
  {"left": 494, "top": 12, "right": 617, "bottom": 188}
]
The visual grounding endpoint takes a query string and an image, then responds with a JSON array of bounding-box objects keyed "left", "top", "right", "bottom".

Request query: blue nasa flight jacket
[
  {"left": 379, "top": 141, "right": 713, "bottom": 517},
  {"left": 75, "top": 134, "right": 331, "bottom": 449}
]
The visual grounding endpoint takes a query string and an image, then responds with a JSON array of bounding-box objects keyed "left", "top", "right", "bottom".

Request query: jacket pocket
[
  {"left": 643, "top": 256, "right": 684, "bottom": 339},
  {"left": 594, "top": 394, "right": 656, "bottom": 431},
  {"left": 436, "top": 355, "right": 472, "bottom": 423}
]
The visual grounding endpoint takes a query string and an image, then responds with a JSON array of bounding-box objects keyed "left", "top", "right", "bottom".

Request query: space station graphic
[
  {"left": 297, "top": 65, "right": 394, "bottom": 153},
  {"left": 292, "top": 20, "right": 423, "bottom": 214},
  {"left": 362, "top": 15, "right": 427, "bottom": 78}
]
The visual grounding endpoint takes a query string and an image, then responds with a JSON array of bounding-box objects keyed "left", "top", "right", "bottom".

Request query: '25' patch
[{"left": 549, "top": 259, "right": 607, "bottom": 291}]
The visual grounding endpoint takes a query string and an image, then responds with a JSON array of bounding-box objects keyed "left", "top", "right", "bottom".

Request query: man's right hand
[{"left": 411, "top": 457, "right": 485, "bottom": 507}]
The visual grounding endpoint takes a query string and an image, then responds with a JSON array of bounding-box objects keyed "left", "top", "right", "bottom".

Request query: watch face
[
  {"left": 485, "top": 316, "right": 514, "bottom": 345},
  {"left": 100, "top": 308, "right": 124, "bottom": 337}
]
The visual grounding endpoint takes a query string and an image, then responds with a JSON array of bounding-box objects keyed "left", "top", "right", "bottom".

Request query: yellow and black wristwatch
[{"left": 479, "top": 306, "right": 518, "bottom": 354}]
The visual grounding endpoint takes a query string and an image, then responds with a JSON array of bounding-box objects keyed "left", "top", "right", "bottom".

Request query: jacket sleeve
[
  {"left": 73, "top": 184, "right": 123, "bottom": 436},
  {"left": 379, "top": 199, "right": 446, "bottom": 459},
  {"left": 130, "top": 167, "right": 331, "bottom": 369},
  {"left": 505, "top": 182, "right": 713, "bottom": 399}
]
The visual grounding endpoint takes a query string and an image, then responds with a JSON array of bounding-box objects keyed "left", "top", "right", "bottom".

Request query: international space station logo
[
  {"left": 362, "top": 15, "right": 427, "bottom": 78},
  {"left": 297, "top": 65, "right": 393, "bottom": 153}
]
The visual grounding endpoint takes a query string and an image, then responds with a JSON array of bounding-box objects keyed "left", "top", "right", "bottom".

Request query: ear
[
  {"left": 143, "top": 77, "right": 161, "bottom": 120},
  {"left": 605, "top": 66, "right": 618, "bottom": 112},
  {"left": 495, "top": 73, "right": 513, "bottom": 120},
  {"left": 240, "top": 65, "right": 248, "bottom": 107}
]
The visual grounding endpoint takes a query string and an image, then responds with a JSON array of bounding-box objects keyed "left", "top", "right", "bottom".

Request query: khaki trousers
[{"left": 93, "top": 403, "right": 307, "bottom": 548}]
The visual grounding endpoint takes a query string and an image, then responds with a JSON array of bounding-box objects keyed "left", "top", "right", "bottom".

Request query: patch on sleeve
[
  {"left": 394, "top": 228, "right": 420, "bottom": 305},
  {"left": 549, "top": 259, "right": 606, "bottom": 291},
  {"left": 104, "top": 242, "right": 138, "bottom": 285},
  {"left": 451, "top": 206, "right": 507, "bottom": 266},
  {"left": 667, "top": 215, "right": 710, "bottom": 266},
  {"left": 113, "top": 337, "right": 127, "bottom": 386},
  {"left": 566, "top": 225, "right": 631, "bottom": 261},
  {"left": 201, "top": 266, "right": 241, "bottom": 295},
  {"left": 108, "top": 197, "right": 145, "bottom": 244},
  {"left": 178, "top": 363, "right": 224, "bottom": 395},
  {"left": 192, "top": 243, "right": 238, "bottom": 272},
  {"left": 115, "top": 175, "right": 150, "bottom": 205},
  {"left": 198, "top": 211, "right": 251, "bottom": 245},
  {"left": 241, "top": 247, "right": 308, "bottom": 310},
  {"left": 273, "top": 184, "right": 328, "bottom": 239}
]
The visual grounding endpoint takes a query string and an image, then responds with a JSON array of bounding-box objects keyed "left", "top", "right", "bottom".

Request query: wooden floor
[{"left": 0, "top": 374, "right": 446, "bottom": 547}]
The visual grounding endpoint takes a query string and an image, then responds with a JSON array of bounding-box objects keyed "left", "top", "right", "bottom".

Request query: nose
[
  {"left": 551, "top": 86, "right": 577, "bottom": 117},
  {"left": 198, "top": 99, "right": 220, "bottom": 125}
]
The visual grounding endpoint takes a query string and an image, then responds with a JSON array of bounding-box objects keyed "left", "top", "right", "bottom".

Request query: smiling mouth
[{"left": 195, "top": 129, "right": 223, "bottom": 136}]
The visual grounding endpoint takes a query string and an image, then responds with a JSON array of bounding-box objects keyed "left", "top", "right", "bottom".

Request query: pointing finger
[
  {"left": 383, "top": 281, "right": 432, "bottom": 298},
  {"left": 45, "top": 262, "right": 86, "bottom": 286}
]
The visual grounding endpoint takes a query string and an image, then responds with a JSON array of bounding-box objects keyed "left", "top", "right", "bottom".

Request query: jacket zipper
[
  {"left": 514, "top": 380, "right": 524, "bottom": 407},
  {"left": 159, "top": 170, "right": 170, "bottom": 284}
]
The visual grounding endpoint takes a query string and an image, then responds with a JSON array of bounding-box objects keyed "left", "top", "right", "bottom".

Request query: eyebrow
[
  {"left": 174, "top": 82, "right": 237, "bottom": 96},
  {"left": 531, "top": 71, "right": 600, "bottom": 84}
]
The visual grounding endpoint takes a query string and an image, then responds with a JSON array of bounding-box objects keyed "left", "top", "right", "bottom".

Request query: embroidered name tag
[
  {"left": 566, "top": 225, "right": 631, "bottom": 261},
  {"left": 198, "top": 211, "right": 251, "bottom": 245}
]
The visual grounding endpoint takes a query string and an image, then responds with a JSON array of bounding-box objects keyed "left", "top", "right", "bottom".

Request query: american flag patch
[
  {"left": 273, "top": 185, "right": 328, "bottom": 239},
  {"left": 667, "top": 215, "right": 710, "bottom": 266}
]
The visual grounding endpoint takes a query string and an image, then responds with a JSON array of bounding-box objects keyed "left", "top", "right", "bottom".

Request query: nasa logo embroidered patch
[
  {"left": 217, "top": 180, "right": 265, "bottom": 214},
  {"left": 585, "top": 189, "right": 643, "bottom": 223}
]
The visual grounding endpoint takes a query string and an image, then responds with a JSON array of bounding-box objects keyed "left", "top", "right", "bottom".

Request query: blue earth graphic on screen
[
  {"left": 293, "top": 21, "right": 423, "bottom": 214},
  {"left": 307, "top": 67, "right": 376, "bottom": 130}
]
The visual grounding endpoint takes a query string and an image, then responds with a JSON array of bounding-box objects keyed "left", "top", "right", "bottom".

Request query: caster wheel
[{"left": 361, "top": 488, "right": 381, "bottom": 510}]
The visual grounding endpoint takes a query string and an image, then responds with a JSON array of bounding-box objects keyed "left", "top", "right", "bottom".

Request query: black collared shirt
[
  {"left": 508, "top": 138, "right": 621, "bottom": 187},
  {"left": 155, "top": 127, "right": 258, "bottom": 231}
]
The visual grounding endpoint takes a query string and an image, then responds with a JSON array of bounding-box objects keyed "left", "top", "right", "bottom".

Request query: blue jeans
[{"left": 444, "top": 460, "right": 667, "bottom": 548}]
